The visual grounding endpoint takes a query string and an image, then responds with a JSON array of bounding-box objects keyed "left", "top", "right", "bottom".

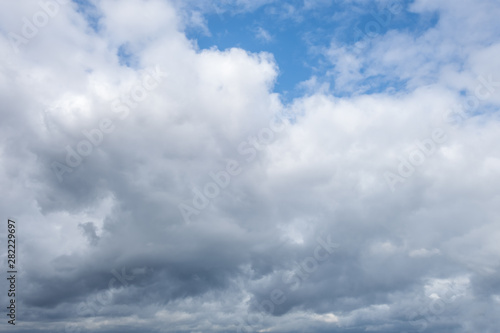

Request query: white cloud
[{"left": 255, "top": 26, "right": 273, "bottom": 43}]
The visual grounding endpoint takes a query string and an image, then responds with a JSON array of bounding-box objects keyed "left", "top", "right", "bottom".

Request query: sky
[{"left": 0, "top": 0, "right": 500, "bottom": 332}]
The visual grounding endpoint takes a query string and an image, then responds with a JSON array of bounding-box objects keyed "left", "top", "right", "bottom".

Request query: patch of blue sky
[
  {"left": 186, "top": 9, "right": 310, "bottom": 101},
  {"left": 473, "top": 103, "right": 500, "bottom": 120},
  {"left": 185, "top": 0, "right": 440, "bottom": 101},
  {"left": 71, "top": 1, "right": 138, "bottom": 69},
  {"left": 117, "top": 43, "right": 139, "bottom": 68},
  {"left": 342, "top": 10, "right": 439, "bottom": 47},
  {"left": 186, "top": 2, "right": 347, "bottom": 101},
  {"left": 71, "top": 0, "right": 101, "bottom": 33}
]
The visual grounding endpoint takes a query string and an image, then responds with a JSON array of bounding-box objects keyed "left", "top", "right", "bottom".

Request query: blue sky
[
  {"left": 72, "top": 0, "right": 443, "bottom": 99},
  {"left": 183, "top": 0, "right": 440, "bottom": 99}
]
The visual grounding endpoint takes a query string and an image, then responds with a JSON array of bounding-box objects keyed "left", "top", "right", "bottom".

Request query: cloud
[
  {"left": 409, "top": 248, "right": 441, "bottom": 258},
  {"left": 255, "top": 27, "right": 273, "bottom": 43},
  {"left": 78, "top": 221, "right": 100, "bottom": 245},
  {"left": 0, "top": 0, "right": 500, "bottom": 332}
]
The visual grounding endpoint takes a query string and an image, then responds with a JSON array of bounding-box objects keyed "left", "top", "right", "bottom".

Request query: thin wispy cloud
[{"left": 255, "top": 26, "right": 273, "bottom": 43}]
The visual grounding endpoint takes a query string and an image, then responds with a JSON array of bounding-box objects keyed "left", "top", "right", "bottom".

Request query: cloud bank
[{"left": 1, "top": 0, "right": 500, "bottom": 332}]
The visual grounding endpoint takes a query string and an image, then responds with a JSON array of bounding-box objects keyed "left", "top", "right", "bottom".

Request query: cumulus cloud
[{"left": 0, "top": 0, "right": 499, "bottom": 332}]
